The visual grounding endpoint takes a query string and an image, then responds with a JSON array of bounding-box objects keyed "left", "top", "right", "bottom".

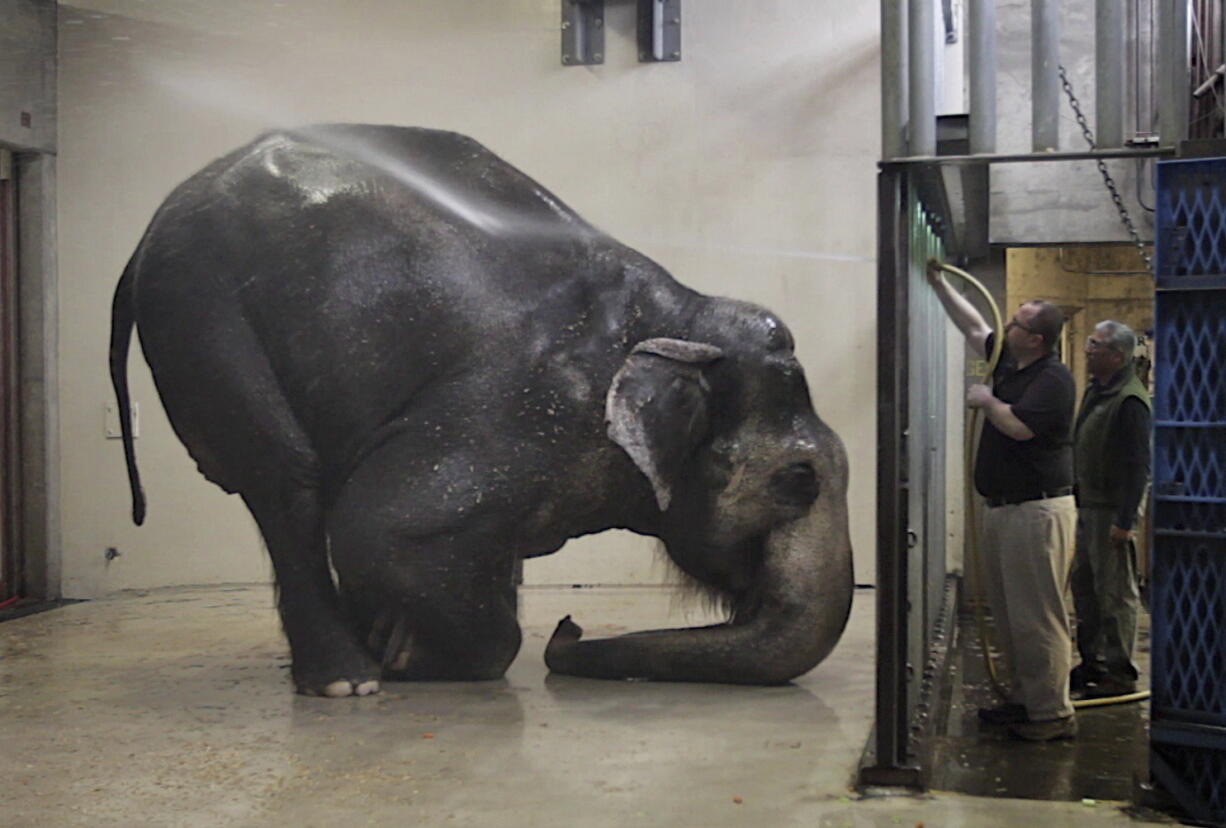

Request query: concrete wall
[
  {"left": 989, "top": 0, "right": 1157, "bottom": 245},
  {"left": 56, "top": 1, "right": 882, "bottom": 596},
  {"left": 0, "top": 0, "right": 56, "bottom": 151}
]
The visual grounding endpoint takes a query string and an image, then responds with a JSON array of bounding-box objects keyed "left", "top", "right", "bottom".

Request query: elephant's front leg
[
  {"left": 338, "top": 549, "right": 522, "bottom": 681},
  {"left": 327, "top": 454, "right": 523, "bottom": 681}
]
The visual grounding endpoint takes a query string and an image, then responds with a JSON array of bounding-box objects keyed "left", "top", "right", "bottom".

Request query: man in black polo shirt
[{"left": 928, "top": 266, "right": 1078, "bottom": 741}]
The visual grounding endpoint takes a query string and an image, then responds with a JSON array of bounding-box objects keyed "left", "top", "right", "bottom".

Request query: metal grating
[
  {"left": 1152, "top": 157, "right": 1226, "bottom": 823},
  {"left": 1154, "top": 429, "right": 1225, "bottom": 500},
  {"left": 1157, "top": 162, "right": 1226, "bottom": 276},
  {"left": 1152, "top": 741, "right": 1226, "bottom": 825},
  {"left": 1152, "top": 293, "right": 1226, "bottom": 423},
  {"left": 1155, "top": 500, "right": 1226, "bottom": 536},
  {"left": 1150, "top": 541, "right": 1226, "bottom": 723}
]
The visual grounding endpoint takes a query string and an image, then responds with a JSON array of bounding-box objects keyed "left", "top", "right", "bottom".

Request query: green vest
[{"left": 1074, "top": 366, "right": 1151, "bottom": 508}]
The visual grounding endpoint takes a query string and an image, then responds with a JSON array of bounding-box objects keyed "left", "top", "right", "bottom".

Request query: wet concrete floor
[
  {"left": 0, "top": 585, "right": 1169, "bottom": 826},
  {"left": 930, "top": 609, "right": 1153, "bottom": 803}
]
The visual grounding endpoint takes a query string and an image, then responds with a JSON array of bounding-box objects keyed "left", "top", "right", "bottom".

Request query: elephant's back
[{"left": 129, "top": 125, "right": 648, "bottom": 480}]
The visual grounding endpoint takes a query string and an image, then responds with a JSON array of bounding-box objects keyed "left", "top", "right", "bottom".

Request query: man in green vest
[{"left": 1071, "top": 320, "right": 1152, "bottom": 700}]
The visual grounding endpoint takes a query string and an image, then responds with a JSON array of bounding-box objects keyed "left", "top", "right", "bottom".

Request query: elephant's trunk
[{"left": 545, "top": 449, "right": 853, "bottom": 684}]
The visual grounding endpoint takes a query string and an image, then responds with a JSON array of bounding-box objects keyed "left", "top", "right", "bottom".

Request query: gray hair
[{"left": 1094, "top": 320, "right": 1137, "bottom": 361}]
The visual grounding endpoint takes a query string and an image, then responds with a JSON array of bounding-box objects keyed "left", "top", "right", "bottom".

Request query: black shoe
[
  {"left": 1070, "top": 664, "right": 1105, "bottom": 692},
  {"left": 1009, "top": 716, "right": 1077, "bottom": 741},
  {"left": 977, "top": 703, "right": 1028, "bottom": 725}
]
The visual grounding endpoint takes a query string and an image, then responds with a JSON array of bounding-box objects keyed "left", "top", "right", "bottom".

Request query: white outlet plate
[{"left": 104, "top": 401, "right": 139, "bottom": 439}]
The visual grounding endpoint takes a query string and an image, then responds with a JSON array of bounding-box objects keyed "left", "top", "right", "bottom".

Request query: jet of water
[{"left": 149, "top": 69, "right": 577, "bottom": 240}]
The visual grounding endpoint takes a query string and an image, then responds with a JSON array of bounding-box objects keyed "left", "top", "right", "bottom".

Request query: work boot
[
  {"left": 977, "top": 702, "right": 1028, "bottom": 725},
  {"left": 1008, "top": 716, "right": 1077, "bottom": 741}
]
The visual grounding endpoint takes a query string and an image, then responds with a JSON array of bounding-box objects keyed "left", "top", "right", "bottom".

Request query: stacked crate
[{"left": 1150, "top": 157, "right": 1226, "bottom": 826}]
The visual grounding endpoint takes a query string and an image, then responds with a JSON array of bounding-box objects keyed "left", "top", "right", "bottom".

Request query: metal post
[
  {"left": 883, "top": 0, "right": 909, "bottom": 159},
  {"left": 963, "top": 0, "right": 994, "bottom": 260},
  {"left": 1096, "top": 0, "right": 1125, "bottom": 148},
  {"left": 909, "top": 0, "right": 936, "bottom": 157},
  {"left": 1158, "top": 0, "right": 1190, "bottom": 146},
  {"left": 968, "top": 0, "right": 997, "bottom": 154},
  {"left": 860, "top": 167, "right": 922, "bottom": 790},
  {"left": 1032, "top": 0, "right": 1061, "bottom": 151}
]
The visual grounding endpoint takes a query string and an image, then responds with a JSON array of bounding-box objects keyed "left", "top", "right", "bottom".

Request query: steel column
[
  {"left": 1032, "top": 0, "right": 1061, "bottom": 151},
  {"left": 883, "top": 0, "right": 910, "bottom": 159},
  {"left": 1096, "top": 0, "right": 1126, "bottom": 148},
  {"left": 968, "top": 0, "right": 997, "bottom": 154},
  {"left": 861, "top": 168, "right": 922, "bottom": 789},
  {"left": 964, "top": 0, "right": 995, "bottom": 259},
  {"left": 909, "top": 0, "right": 936, "bottom": 157},
  {"left": 1157, "top": 0, "right": 1190, "bottom": 145}
]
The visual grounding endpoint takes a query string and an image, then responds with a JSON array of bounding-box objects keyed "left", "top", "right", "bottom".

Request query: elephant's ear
[{"left": 605, "top": 338, "right": 724, "bottom": 511}]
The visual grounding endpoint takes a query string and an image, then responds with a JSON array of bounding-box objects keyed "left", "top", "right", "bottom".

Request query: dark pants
[{"left": 1070, "top": 506, "right": 1141, "bottom": 684}]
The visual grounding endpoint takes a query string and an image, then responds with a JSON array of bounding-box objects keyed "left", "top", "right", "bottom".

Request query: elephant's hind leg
[{"left": 143, "top": 301, "right": 379, "bottom": 696}]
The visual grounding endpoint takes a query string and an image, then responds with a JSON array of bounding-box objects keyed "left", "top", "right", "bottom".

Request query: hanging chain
[{"left": 1057, "top": 65, "right": 1153, "bottom": 271}]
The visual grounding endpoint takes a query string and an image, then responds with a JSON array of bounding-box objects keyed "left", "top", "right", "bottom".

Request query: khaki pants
[{"left": 981, "top": 495, "right": 1077, "bottom": 720}]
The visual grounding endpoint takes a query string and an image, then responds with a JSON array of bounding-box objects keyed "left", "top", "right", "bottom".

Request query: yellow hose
[{"left": 926, "top": 258, "right": 1150, "bottom": 710}]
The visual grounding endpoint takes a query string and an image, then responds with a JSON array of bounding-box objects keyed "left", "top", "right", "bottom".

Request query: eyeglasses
[
  {"left": 1085, "top": 337, "right": 1116, "bottom": 352},
  {"left": 1006, "top": 316, "right": 1039, "bottom": 335}
]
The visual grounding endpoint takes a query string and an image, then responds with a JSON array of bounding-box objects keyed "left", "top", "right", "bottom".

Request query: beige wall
[
  {"left": 1006, "top": 245, "right": 1154, "bottom": 403},
  {"left": 57, "top": 1, "right": 881, "bottom": 596}
]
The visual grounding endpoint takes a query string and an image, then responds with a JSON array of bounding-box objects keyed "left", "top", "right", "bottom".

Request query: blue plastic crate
[
  {"left": 1151, "top": 157, "right": 1226, "bottom": 822},
  {"left": 1151, "top": 738, "right": 1226, "bottom": 825},
  {"left": 1152, "top": 292, "right": 1226, "bottom": 424},
  {"left": 1156, "top": 158, "right": 1226, "bottom": 279},
  {"left": 1155, "top": 500, "right": 1226, "bottom": 536},
  {"left": 1151, "top": 537, "right": 1226, "bottom": 726},
  {"left": 1154, "top": 429, "right": 1226, "bottom": 501}
]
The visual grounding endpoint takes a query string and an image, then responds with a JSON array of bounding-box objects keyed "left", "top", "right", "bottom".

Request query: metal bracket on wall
[
  {"left": 638, "top": 0, "right": 681, "bottom": 62},
  {"left": 562, "top": 0, "right": 604, "bottom": 66}
]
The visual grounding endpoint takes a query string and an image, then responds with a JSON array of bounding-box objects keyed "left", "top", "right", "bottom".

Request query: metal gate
[
  {"left": 1149, "top": 156, "right": 1226, "bottom": 825},
  {"left": 863, "top": 166, "right": 955, "bottom": 786}
]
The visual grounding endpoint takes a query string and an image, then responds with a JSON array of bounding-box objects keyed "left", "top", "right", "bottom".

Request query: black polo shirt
[{"left": 974, "top": 333, "right": 1075, "bottom": 500}]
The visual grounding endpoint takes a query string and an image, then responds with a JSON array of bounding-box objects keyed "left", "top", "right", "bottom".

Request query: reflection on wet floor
[{"left": 930, "top": 608, "right": 1152, "bottom": 802}]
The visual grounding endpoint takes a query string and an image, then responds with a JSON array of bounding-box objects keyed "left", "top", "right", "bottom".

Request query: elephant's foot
[
  {"left": 312, "top": 678, "right": 382, "bottom": 698},
  {"left": 290, "top": 636, "right": 383, "bottom": 697},
  {"left": 294, "top": 667, "right": 382, "bottom": 697}
]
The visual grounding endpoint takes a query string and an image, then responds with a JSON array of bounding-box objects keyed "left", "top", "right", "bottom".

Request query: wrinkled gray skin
[{"left": 109, "top": 125, "right": 853, "bottom": 697}]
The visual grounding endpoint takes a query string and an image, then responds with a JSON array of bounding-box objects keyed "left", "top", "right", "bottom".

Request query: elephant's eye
[{"left": 769, "top": 463, "right": 819, "bottom": 507}]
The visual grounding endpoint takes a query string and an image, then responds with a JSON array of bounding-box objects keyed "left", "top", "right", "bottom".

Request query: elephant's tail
[{"left": 109, "top": 259, "right": 146, "bottom": 525}]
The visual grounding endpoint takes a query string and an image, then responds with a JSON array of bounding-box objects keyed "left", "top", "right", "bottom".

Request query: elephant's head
[{"left": 545, "top": 300, "right": 853, "bottom": 684}]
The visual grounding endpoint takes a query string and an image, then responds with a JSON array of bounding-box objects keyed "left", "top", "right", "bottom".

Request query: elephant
[{"left": 108, "top": 124, "right": 853, "bottom": 697}]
